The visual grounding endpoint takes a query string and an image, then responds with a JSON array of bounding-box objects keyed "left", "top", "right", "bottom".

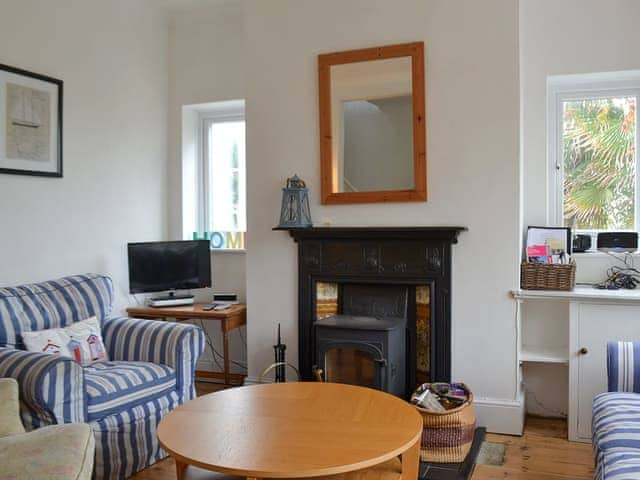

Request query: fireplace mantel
[
  {"left": 280, "top": 226, "right": 467, "bottom": 243},
  {"left": 280, "top": 225, "right": 467, "bottom": 392}
]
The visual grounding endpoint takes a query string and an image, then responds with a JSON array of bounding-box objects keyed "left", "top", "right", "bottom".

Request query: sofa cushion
[
  {"left": 597, "top": 451, "right": 640, "bottom": 480},
  {"left": 85, "top": 361, "right": 176, "bottom": 421},
  {"left": 593, "top": 392, "right": 640, "bottom": 463},
  {"left": 0, "top": 423, "right": 94, "bottom": 480}
]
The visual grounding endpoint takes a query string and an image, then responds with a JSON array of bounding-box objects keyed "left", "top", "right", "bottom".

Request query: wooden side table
[{"left": 126, "top": 303, "right": 247, "bottom": 385}]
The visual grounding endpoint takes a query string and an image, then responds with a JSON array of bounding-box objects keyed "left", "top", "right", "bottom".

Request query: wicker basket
[
  {"left": 414, "top": 387, "right": 476, "bottom": 463},
  {"left": 520, "top": 261, "right": 576, "bottom": 291}
]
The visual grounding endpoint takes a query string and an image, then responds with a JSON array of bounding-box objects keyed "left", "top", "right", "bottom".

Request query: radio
[{"left": 597, "top": 232, "right": 638, "bottom": 253}]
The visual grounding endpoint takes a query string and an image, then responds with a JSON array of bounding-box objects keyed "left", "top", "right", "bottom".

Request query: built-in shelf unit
[{"left": 512, "top": 286, "right": 640, "bottom": 442}]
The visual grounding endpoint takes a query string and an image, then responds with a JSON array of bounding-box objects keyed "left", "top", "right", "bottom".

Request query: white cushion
[{"left": 22, "top": 316, "right": 108, "bottom": 365}]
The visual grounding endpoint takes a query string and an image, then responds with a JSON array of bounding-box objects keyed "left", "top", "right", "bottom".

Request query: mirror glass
[{"left": 330, "top": 57, "right": 413, "bottom": 193}]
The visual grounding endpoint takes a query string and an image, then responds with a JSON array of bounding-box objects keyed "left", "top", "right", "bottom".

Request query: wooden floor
[
  {"left": 471, "top": 416, "right": 594, "bottom": 480},
  {"left": 131, "top": 384, "right": 594, "bottom": 480}
]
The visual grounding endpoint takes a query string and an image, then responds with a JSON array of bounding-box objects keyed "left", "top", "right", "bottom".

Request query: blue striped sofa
[
  {"left": 593, "top": 341, "right": 640, "bottom": 480},
  {"left": 0, "top": 274, "right": 205, "bottom": 480}
]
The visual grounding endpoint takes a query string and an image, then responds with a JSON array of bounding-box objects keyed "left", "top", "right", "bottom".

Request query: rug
[
  {"left": 419, "top": 428, "right": 486, "bottom": 480},
  {"left": 475, "top": 441, "right": 506, "bottom": 466}
]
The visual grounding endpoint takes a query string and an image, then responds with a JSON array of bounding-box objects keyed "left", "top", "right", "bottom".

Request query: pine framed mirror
[{"left": 318, "top": 42, "right": 426, "bottom": 204}]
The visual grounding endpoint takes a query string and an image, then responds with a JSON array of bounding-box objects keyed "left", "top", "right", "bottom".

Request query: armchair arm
[
  {"left": 102, "top": 317, "right": 205, "bottom": 402},
  {"left": 0, "top": 378, "right": 25, "bottom": 437},
  {"left": 607, "top": 341, "right": 640, "bottom": 392},
  {"left": 0, "top": 348, "right": 86, "bottom": 428}
]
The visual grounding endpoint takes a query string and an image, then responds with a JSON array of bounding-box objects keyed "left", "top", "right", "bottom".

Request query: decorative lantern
[{"left": 278, "top": 175, "right": 313, "bottom": 229}]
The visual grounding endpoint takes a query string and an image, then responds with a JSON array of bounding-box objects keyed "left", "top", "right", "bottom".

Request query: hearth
[{"left": 283, "top": 226, "right": 466, "bottom": 398}]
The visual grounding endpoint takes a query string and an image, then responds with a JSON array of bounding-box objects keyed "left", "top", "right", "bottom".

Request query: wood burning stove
[
  {"left": 314, "top": 283, "right": 408, "bottom": 396},
  {"left": 315, "top": 315, "right": 406, "bottom": 396}
]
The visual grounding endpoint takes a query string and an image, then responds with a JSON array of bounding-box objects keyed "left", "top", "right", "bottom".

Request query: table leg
[
  {"left": 222, "top": 321, "right": 230, "bottom": 385},
  {"left": 175, "top": 459, "right": 187, "bottom": 480},
  {"left": 401, "top": 438, "right": 420, "bottom": 480}
]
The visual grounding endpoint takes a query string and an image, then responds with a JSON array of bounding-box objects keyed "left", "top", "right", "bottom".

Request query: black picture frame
[{"left": 0, "top": 63, "right": 63, "bottom": 178}]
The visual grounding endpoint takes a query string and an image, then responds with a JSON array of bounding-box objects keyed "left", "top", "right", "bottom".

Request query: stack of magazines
[
  {"left": 410, "top": 383, "right": 469, "bottom": 411},
  {"left": 526, "top": 226, "right": 572, "bottom": 264}
]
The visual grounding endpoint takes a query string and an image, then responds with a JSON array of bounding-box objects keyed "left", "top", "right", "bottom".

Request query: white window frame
[
  {"left": 200, "top": 113, "right": 246, "bottom": 234},
  {"left": 547, "top": 71, "right": 640, "bottom": 233},
  {"left": 194, "top": 99, "right": 246, "bottom": 251}
]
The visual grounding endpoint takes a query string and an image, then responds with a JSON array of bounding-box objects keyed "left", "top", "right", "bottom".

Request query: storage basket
[
  {"left": 414, "top": 386, "right": 476, "bottom": 463},
  {"left": 520, "top": 261, "right": 576, "bottom": 291}
]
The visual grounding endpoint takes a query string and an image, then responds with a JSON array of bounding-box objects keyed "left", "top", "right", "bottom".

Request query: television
[{"left": 128, "top": 240, "right": 211, "bottom": 295}]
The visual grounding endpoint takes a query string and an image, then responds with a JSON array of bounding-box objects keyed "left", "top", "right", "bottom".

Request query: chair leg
[{"left": 401, "top": 438, "right": 420, "bottom": 480}]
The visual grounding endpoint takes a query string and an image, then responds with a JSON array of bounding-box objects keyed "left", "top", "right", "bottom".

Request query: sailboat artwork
[
  {"left": 0, "top": 63, "right": 62, "bottom": 177},
  {"left": 6, "top": 82, "right": 50, "bottom": 162}
]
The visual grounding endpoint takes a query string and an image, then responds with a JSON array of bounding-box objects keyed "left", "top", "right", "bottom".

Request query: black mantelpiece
[{"left": 284, "top": 226, "right": 467, "bottom": 394}]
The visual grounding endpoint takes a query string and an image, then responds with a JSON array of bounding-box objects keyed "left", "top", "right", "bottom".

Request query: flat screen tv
[{"left": 128, "top": 240, "right": 211, "bottom": 294}]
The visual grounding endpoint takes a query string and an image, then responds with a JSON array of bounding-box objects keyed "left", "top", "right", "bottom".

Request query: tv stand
[
  {"left": 126, "top": 303, "right": 247, "bottom": 386},
  {"left": 149, "top": 292, "right": 194, "bottom": 308}
]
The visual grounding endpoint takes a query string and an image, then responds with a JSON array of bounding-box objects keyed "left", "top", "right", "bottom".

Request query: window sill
[
  {"left": 572, "top": 251, "right": 639, "bottom": 258},
  {"left": 210, "top": 249, "right": 247, "bottom": 254}
]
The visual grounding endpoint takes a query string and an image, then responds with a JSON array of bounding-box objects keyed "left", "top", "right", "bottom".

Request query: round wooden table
[{"left": 158, "top": 382, "right": 423, "bottom": 480}]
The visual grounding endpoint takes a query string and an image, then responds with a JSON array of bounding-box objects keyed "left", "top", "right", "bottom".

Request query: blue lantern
[{"left": 278, "top": 175, "right": 313, "bottom": 229}]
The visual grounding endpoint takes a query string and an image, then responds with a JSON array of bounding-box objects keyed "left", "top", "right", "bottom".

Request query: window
[
  {"left": 183, "top": 100, "right": 246, "bottom": 250},
  {"left": 548, "top": 72, "right": 640, "bottom": 235},
  {"left": 202, "top": 116, "right": 246, "bottom": 249}
]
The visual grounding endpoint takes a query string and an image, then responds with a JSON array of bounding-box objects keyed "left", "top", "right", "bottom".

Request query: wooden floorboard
[{"left": 130, "top": 386, "right": 594, "bottom": 480}]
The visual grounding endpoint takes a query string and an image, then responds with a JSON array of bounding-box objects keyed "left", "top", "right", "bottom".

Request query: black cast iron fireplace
[{"left": 283, "top": 227, "right": 466, "bottom": 398}]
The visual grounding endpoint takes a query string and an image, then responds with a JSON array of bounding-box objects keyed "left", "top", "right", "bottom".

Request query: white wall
[
  {"left": 168, "top": 2, "right": 247, "bottom": 373},
  {"left": 520, "top": 0, "right": 640, "bottom": 416},
  {"left": 244, "top": 0, "right": 521, "bottom": 432},
  {"left": 522, "top": 0, "right": 640, "bottom": 231},
  {"left": 0, "top": 0, "right": 169, "bottom": 312}
]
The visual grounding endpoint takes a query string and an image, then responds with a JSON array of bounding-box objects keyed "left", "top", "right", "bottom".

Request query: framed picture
[{"left": 0, "top": 63, "right": 63, "bottom": 177}]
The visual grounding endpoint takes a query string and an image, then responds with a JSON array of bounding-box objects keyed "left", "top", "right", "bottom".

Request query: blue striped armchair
[
  {"left": 0, "top": 274, "right": 205, "bottom": 480},
  {"left": 593, "top": 341, "right": 640, "bottom": 480}
]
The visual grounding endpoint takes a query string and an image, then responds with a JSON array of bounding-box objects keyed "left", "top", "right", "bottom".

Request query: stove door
[{"left": 319, "top": 341, "right": 386, "bottom": 390}]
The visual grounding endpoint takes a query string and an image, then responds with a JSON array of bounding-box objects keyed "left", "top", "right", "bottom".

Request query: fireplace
[{"left": 284, "top": 227, "right": 466, "bottom": 398}]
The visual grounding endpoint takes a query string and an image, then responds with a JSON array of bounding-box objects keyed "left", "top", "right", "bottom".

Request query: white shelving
[
  {"left": 520, "top": 345, "right": 568, "bottom": 364},
  {"left": 512, "top": 286, "right": 640, "bottom": 302}
]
